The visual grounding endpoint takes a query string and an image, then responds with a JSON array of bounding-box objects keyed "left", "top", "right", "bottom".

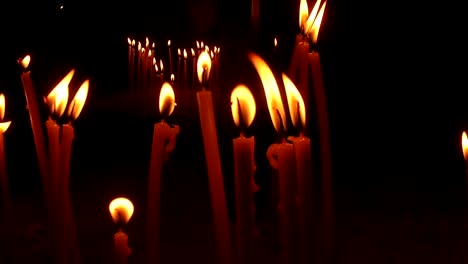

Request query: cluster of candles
[
  {"left": 127, "top": 37, "right": 221, "bottom": 94},
  {"left": 0, "top": 0, "right": 332, "bottom": 263}
]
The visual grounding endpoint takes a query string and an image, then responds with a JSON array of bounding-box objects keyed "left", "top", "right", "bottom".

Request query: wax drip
[{"left": 237, "top": 97, "right": 245, "bottom": 137}]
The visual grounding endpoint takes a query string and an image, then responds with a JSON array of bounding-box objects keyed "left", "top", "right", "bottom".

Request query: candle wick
[{"left": 275, "top": 108, "right": 285, "bottom": 141}]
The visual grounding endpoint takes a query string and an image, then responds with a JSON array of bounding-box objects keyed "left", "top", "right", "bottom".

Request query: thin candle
[
  {"left": 0, "top": 94, "right": 12, "bottom": 211},
  {"left": 230, "top": 85, "right": 257, "bottom": 264},
  {"left": 177, "top": 48, "right": 181, "bottom": 87},
  {"left": 196, "top": 51, "right": 233, "bottom": 264},
  {"left": 462, "top": 132, "right": 468, "bottom": 197},
  {"left": 146, "top": 82, "right": 179, "bottom": 263},
  {"left": 168, "top": 40, "right": 172, "bottom": 75},
  {"left": 183, "top": 49, "right": 187, "bottom": 88},
  {"left": 109, "top": 197, "right": 134, "bottom": 264},
  {"left": 191, "top": 48, "right": 196, "bottom": 88}
]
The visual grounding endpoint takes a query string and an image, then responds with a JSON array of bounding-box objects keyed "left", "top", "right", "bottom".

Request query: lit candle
[
  {"left": 191, "top": 48, "right": 197, "bottom": 89},
  {"left": 196, "top": 51, "right": 233, "bottom": 264},
  {"left": 307, "top": 3, "right": 333, "bottom": 251},
  {"left": 168, "top": 40, "right": 172, "bottom": 76},
  {"left": 127, "top": 38, "right": 132, "bottom": 91},
  {"left": 183, "top": 49, "right": 187, "bottom": 88},
  {"left": 147, "top": 49, "right": 153, "bottom": 91},
  {"left": 177, "top": 48, "right": 181, "bottom": 87},
  {"left": 18, "top": 55, "right": 49, "bottom": 189},
  {"left": 131, "top": 39, "right": 136, "bottom": 92},
  {"left": 249, "top": 53, "right": 297, "bottom": 264},
  {"left": 196, "top": 40, "right": 200, "bottom": 56},
  {"left": 137, "top": 42, "right": 142, "bottom": 93},
  {"left": 160, "top": 60, "right": 165, "bottom": 81},
  {"left": 109, "top": 197, "right": 134, "bottom": 264},
  {"left": 284, "top": 74, "right": 313, "bottom": 264},
  {"left": 141, "top": 48, "right": 147, "bottom": 92},
  {"left": 0, "top": 94, "right": 12, "bottom": 211},
  {"left": 146, "top": 82, "right": 179, "bottom": 263},
  {"left": 462, "top": 132, "right": 468, "bottom": 195},
  {"left": 230, "top": 85, "right": 257, "bottom": 264}
]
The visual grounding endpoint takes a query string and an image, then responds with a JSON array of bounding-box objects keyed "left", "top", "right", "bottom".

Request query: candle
[
  {"left": 137, "top": 42, "right": 142, "bottom": 93},
  {"left": 0, "top": 94, "right": 11, "bottom": 211},
  {"left": 127, "top": 38, "right": 132, "bottom": 91},
  {"left": 141, "top": 48, "right": 147, "bottom": 93},
  {"left": 160, "top": 60, "right": 165, "bottom": 81},
  {"left": 230, "top": 85, "right": 257, "bottom": 264},
  {"left": 196, "top": 51, "right": 233, "bottom": 264},
  {"left": 109, "top": 197, "right": 134, "bottom": 264},
  {"left": 18, "top": 56, "right": 49, "bottom": 190},
  {"left": 168, "top": 40, "right": 172, "bottom": 76},
  {"left": 177, "top": 48, "right": 181, "bottom": 87},
  {"left": 462, "top": 132, "right": 468, "bottom": 196},
  {"left": 283, "top": 74, "right": 313, "bottom": 264},
  {"left": 249, "top": 53, "right": 297, "bottom": 264},
  {"left": 183, "top": 49, "right": 187, "bottom": 88},
  {"left": 191, "top": 48, "right": 197, "bottom": 89},
  {"left": 131, "top": 40, "right": 136, "bottom": 93},
  {"left": 146, "top": 82, "right": 179, "bottom": 263},
  {"left": 147, "top": 49, "right": 153, "bottom": 91},
  {"left": 196, "top": 40, "right": 200, "bottom": 56}
]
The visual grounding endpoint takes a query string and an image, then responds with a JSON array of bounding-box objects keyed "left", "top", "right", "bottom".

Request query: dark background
[{"left": 0, "top": 0, "right": 467, "bottom": 262}]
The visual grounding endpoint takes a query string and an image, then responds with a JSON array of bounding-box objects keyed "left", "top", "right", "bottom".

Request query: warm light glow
[
  {"left": 131, "top": 40, "right": 135, "bottom": 47},
  {"left": 283, "top": 73, "right": 306, "bottom": 129},
  {"left": 152, "top": 43, "right": 155, "bottom": 49},
  {"left": 21, "top": 55, "right": 31, "bottom": 69},
  {"left": 299, "top": 0, "right": 309, "bottom": 30},
  {"left": 47, "top": 69, "right": 74, "bottom": 117},
  {"left": 109, "top": 197, "right": 134, "bottom": 224},
  {"left": 138, "top": 42, "right": 141, "bottom": 51},
  {"left": 159, "top": 82, "right": 176, "bottom": 117},
  {"left": 201, "top": 41, "right": 204, "bottom": 48},
  {"left": 170, "top": 74, "right": 175, "bottom": 82},
  {"left": 462, "top": 132, "right": 468, "bottom": 161},
  {"left": 160, "top": 60, "right": 164, "bottom": 71},
  {"left": 148, "top": 50, "right": 152, "bottom": 57},
  {"left": 183, "top": 49, "right": 187, "bottom": 59},
  {"left": 141, "top": 48, "right": 145, "bottom": 54},
  {"left": 248, "top": 53, "right": 286, "bottom": 133},
  {"left": 309, "top": 1, "right": 327, "bottom": 43},
  {"left": 274, "top": 38, "right": 278, "bottom": 47},
  {"left": 67, "top": 80, "right": 89, "bottom": 120},
  {"left": 0, "top": 121, "right": 11, "bottom": 133},
  {"left": 127, "top": 38, "right": 131, "bottom": 45},
  {"left": 230, "top": 85, "right": 256, "bottom": 129},
  {"left": 168, "top": 40, "right": 171, "bottom": 46},
  {"left": 197, "top": 51, "right": 211, "bottom": 83},
  {"left": 178, "top": 48, "right": 181, "bottom": 56},
  {"left": 153, "top": 57, "right": 156, "bottom": 65},
  {"left": 145, "top": 37, "right": 149, "bottom": 47},
  {"left": 191, "top": 48, "right": 195, "bottom": 56},
  {"left": 196, "top": 41, "right": 200, "bottom": 49},
  {"left": 155, "top": 64, "right": 159, "bottom": 72},
  {"left": 305, "top": 0, "right": 322, "bottom": 34},
  {"left": 205, "top": 46, "right": 209, "bottom": 53},
  {"left": 0, "top": 94, "right": 5, "bottom": 121},
  {"left": 210, "top": 50, "right": 214, "bottom": 59}
]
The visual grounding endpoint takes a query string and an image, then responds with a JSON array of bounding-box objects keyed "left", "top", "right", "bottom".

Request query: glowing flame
[
  {"left": 138, "top": 42, "right": 141, "bottom": 51},
  {"left": 274, "top": 38, "right": 278, "bottom": 47},
  {"left": 170, "top": 74, "right": 175, "bottom": 82},
  {"left": 183, "top": 49, "right": 187, "bottom": 59},
  {"left": 127, "top": 38, "right": 131, "bottom": 45},
  {"left": 168, "top": 40, "right": 171, "bottom": 46},
  {"left": 141, "top": 48, "right": 145, "bottom": 54},
  {"left": 178, "top": 48, "right": 181, "bottom": 56},
  {"left": 47, "top": 69, "right": 74, "bottom": 117},
  {"left": 145, "top": 37, "right": 149, "bottom": 47},
  {"left": 205, "top": 45, "right": 209, "bottom": 53},
  {"left": 21, "top": 55, "right": 31, "bottom": 69},
  {"left": 109, "top": 197, "right": 134, "bottom": 224},
  {"left": 309, "top": 1, "right": 327, "bottom": 43},
  {"left": 197, "top": 51, "right": 211, "bottom": 83},
  {"left": 191, "top": 48, "right": 195, "bottom": 57},
  {"left": 462, "top": 132, "right": 468, "bottom": 161},
  {"left": 299, "top": 0, "right": 309, "bottom": 30},
  {"left": 248, "top": 53, "right": 286, "bottom": 133},
  {"left": 153, "top": 57, "right": 156, "bottom": 65},
  {"left": 210, "top": 50, "right": 214, "bottom": 59},
  {"left": 67, "top": 79, "right": 89, "bottom": 120},
  {"left": 159, "top": 82, "right": 176, "bottom": 117},
  {"left": 131, "top": 40, "right": 135, "bottom": 46},
  {"left": 0, "top": 94, "right": 10, "bottom": 133},
  {"left": 152, "top": 43, "right": 155, "bottom": 48},
  {"left": 155, "top": 64, "right": 159, "bottom": 72},
  {"left": 305, "top": 0, "right": 322, "bottom": 34},
  {"left": 148, "top": 50, "right": 152, "bottom": 57},
  {"left": 196, "top": 41, "right": 200, "bottom": 49},
  {"left": 230, "top": 85, "right": 256, "bottom": 129},
  {"left": 283, "top": 74, "right": 306, "bottom": 129},
  {"left": 201, "top": 41, "right": 204, "bottom": 48},
  {"left": 160, "top": 60, "right": 164, "bottom": 71}
]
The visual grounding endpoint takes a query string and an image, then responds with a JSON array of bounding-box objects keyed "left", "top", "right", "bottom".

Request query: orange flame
[
  {"left": 170, "top": 74, "right": 175, "bottom": 82},
  {"left": 183, "top": 49, "right": 187, "bottom": 59},
  {"left": 160, "top": 60, "right": 164, "bottom": 71},
  {"left": 0, "top": 94, "right": 11, "bottom": 133},
  {"left": 299, "top": 0, "right": 309, "bottom": 30},
  {"left": 309, "top": 1, "right": 327, "bottom": 44},
  {"left": 47, "top": 69, "right": 74, "bottom": 117},
  {"left": 274, "top": 38, "right": 278, "bottom": 47},
  {"left": 138, "top": 42, "right": 141, "bottom": 51},
  {"left": 127, "top": 37, "right": 131, "bottom": 45},
  {"left": 196, "top": 41, "right": 200, "bottom": 49},
  {"left": 67, "top": 80, "right": 89, "bottom": 120},
  {"left": 191, "top": 48, "right": 195, "bottom": 57},
  {"left": 21, "top": 55, "right": 31, "bottom": 69},
  {"left": 152, "top": 42, "right": 155, "bottom": 49},
  {"left": 283, "top": 74, "right": 306, "bottom": 129},
  {"left": 305, "top": 0, "right": 322, "bottom": 34},
  {"left": 248, "top": 53, "right": 286, "bottom": 133},
  {"left": 167, "top": 40, "right": 171, "bottom": 46},
  {"left": 462, "top": 132, "right": 468, "bottom": 161},
  {"left": 155, "top": 64, "right": 159, "bottom": 72},
  {"left": 178, "top": 48, "right": 181, "bottom": 56},
  {"left": 230, "top": 85, "right": 256, "bottom": 129},
  {"left": 109, "top": 197, "right": 134, "bottom": 224},
  {"left": 159, "top": 82, "right": 176, "bottom": 117},
  {"left": 197, "top": 51, "right": 211, "bottom": 83},
  {"left": 145, "top": 37, "right": 149, "bottom": 47},
  {"left": 131, "top": 39, "right": 135, "bottom": 47}
]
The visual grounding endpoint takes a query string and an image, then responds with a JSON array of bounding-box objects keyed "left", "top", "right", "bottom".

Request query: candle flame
[
  {"left": 141, "top": 47, "right": 145, "bottom": 54},
  {"left": 0, "top": 94, "right": 10, "bottom": 133},
  {"left": 205, "top": 45, "right": 209, "bottom": 53},
  {"left": 67, "top": 79, "right": 89, "bottom": 120},
  {"left": 210, "top": 50, "right": 214, "bottom": 59},
  {"left": 152, "top": 43, "right": 155, "bottom": 48},
  {"left": 248, "top": 53, "right": 286, "bottom": 133},
  {"left": 47, "top": 69, "right": 75, "bottom": 117},
  {"left": 109, "top": 197, "right": 134, "bottom": 224},
  {"left": 155, "top": 64, "right": 159, "bottom": 72},
  {"left": 183, "top": 49, "right": 187, "bottom": 59},
  {"left": 191, "top": 48, "right": 195, "bottom": 57},
  {"left": 138, "top": 42, "right": 142, "bottom": 51},
  {"left": 299, "top": 0, "right": 309, "bottom": 31},
  {"left": 178, "top": 48, "right": 181, "bottom": 56},
  {"left": 309, "top": 1, "right": 327, "bottom": 44},
  {"left": 148, "top": 50, "right": 152, "bottom": 57},
  {"left": 201, "top": 41, "right": 204, "bottom": 48},
  {"left": 283, "top": 73, "right": 306, "bottom": 129},
  {"left": 160, "top": 60, "right": 164, "bottom": 71},
  {"left": 196, "top": 40, "right": 200, "bottom": 49},
  {"left": 274, "top": 38, "right": 278, "bottom": 47},
  {"left": 230, "top": 85, "right": 256, "bottom": 129},
  {"left": 305, "top": 0, "right": 322, "bottom": 34},
  {"left": 159, "top": 82, "right": 176, "bottom": 117},
  {"left": 170, "top": 74, "right": 175, "bottom": 82},
  {"left": 197, "top": 51, "right": 211, "bottom": 83},
  {"left": 153, "top": 57, "right": 156, "bottom": 65},
  {"left": 127, "top": 38, "right": 131, "bottom": 45},
  {"left": 145, "top": 37, "right": 149, "bottom": 47},
  {"left": 21, "top": 55, "right": 31, "bottom": 69},
  {"left": 168, "top": 40, "right": 171, "bottom": 46},
  {"left": 131, "top": 39, "right": 135, "bottom": 47},
  {"left": 462, "top": 132, "right": 468, "bottom": 161}
]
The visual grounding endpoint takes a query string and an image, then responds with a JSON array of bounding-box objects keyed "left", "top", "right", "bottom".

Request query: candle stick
[
  {"left": 131, "top": 40, "right": 136, "bottom": 92},
  {"left": 146, "top": 82, "right": 179, "bottom": 264},
  {"left": 0, "top": 94, "right": 11, "bottom": 211},
  {"left": 183, "top": 49, "right": 187, "bottom": 88},
  {"left": 283, "top": 74, "right": 314, "bottom": 264},
  {"left": 109, "top": 198, "right": 134, "bottom": 264},
  {"left": 196, "top": 41, "right": 200, "bottom": 56},
  {"left": 196, "top": 51, "right": 233, "bottom": 264},
  {"left": 18, "top": 56, "right": 49, "bottom": 192},
  {"left": 249, "top": 53, "right": 297, "bottom": 264},
  {"left": 160, "top": 60, "right": 165, "bottom": 82},
  {"left": 147, "top": 49, "right": 153, "bottom": 91},
  {"left": 137, "top": 42, "right": 142, "bottom": 94},
  {"left": 191, "top": 48, "right": 197, "bottom": 89},
  {"left": 168, "top": 40, "right": 172, "bottom": 76},
  {"left": 127, "top": 38, "right": 132, "bottom": 91},
  {"left": 230, "top": 85, "right": 257, "bottom": 264},
  {"left": 142, "top": 48, "right": 147, "bottom": 93},
  {"left": 462, "top": 132, "right": 468, "bottom": 199},
  {"left": 177, "top": 48, "right": 181, "bottom": 88}
]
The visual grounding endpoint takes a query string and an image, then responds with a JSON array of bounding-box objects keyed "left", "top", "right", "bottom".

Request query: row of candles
[
  {"left": 127, "top": 37, "right": 221, "bottom": 94},
  {"left": 0, "top": 0, "right": 330, "bottom": 263}
]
